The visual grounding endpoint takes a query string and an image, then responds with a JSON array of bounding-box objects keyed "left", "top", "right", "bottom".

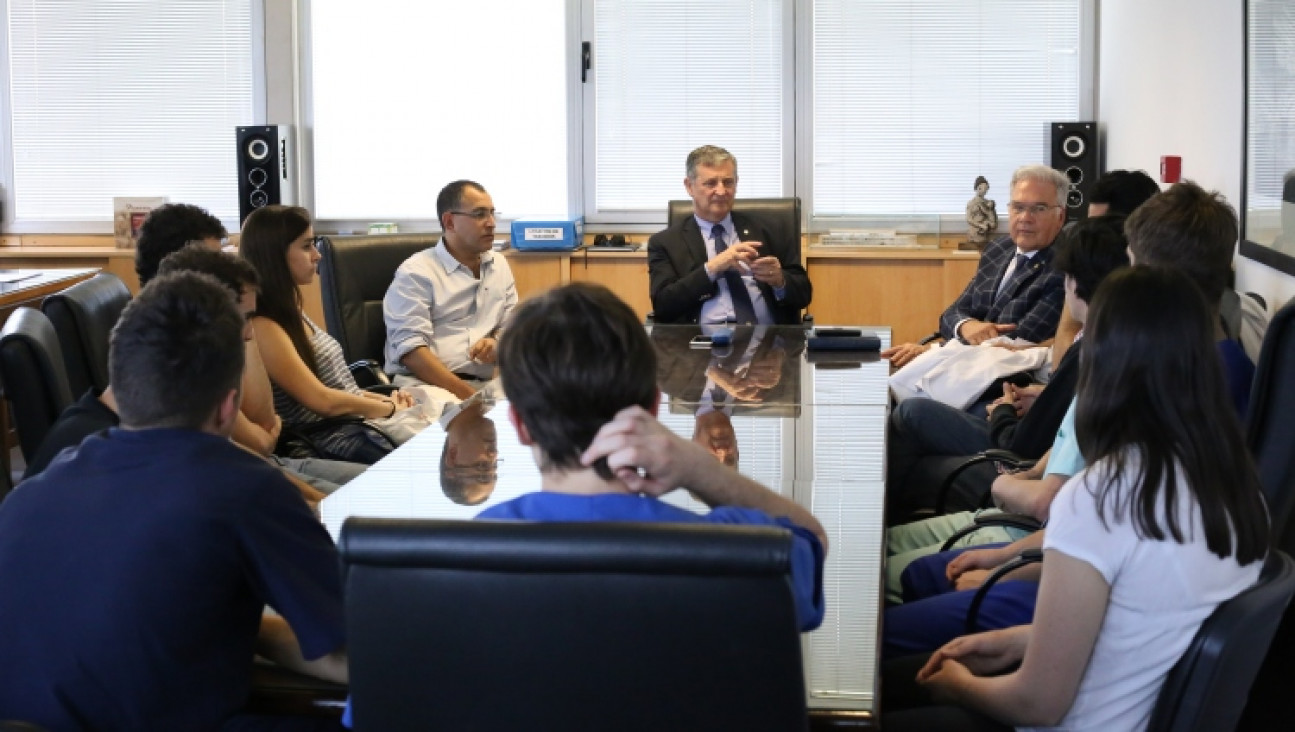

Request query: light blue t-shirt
[{"left": 1046, "top": 399, "right": 1084, "bottom": 479}]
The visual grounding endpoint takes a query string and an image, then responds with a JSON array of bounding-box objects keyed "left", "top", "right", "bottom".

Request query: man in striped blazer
[{"left": 882, "top": 165, "right": 1069, "bottom": 368}]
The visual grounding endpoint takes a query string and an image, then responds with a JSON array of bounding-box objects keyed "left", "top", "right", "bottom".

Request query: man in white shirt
[{"left": 383, "top": 180, "right": 518, "bottom": 400}]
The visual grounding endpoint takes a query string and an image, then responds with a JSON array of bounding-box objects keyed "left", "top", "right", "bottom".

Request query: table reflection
[{"left": 321, "top": 325, "right": 892, "bottom": 716}]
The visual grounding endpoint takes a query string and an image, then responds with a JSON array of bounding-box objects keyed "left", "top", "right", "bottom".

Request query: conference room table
[{"left": 321, "top": 324, "right": 892, "bottom": 726}]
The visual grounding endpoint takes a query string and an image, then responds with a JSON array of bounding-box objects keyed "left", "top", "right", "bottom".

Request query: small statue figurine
[{"left": 963, "top": 175, "right": 998, "bottom": 250}]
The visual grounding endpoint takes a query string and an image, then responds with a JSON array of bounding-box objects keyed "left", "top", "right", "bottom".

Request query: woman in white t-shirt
[{"left": 891, "top": 266, "right": 1270, "bottom": 731}]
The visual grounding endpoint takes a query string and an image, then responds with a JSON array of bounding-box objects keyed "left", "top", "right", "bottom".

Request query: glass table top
[{"left": 321, "top": 324, "right": 892, "bottom": 714}]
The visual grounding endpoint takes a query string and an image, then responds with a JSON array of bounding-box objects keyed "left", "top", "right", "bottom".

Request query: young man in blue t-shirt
[
  {"left": 0, "top": 273, "right": 346, "bottom": 730},
  {"left": 477, "top": 282, "right": 828, "bottom": 631}
]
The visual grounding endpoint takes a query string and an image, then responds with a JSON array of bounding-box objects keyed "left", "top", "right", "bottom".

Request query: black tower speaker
[
  {"left": 1050, "top": 122, "right": 1100, "bottom": 222},
  {"left": 236, "top": 125, "right": 297, "bottom": 225}
]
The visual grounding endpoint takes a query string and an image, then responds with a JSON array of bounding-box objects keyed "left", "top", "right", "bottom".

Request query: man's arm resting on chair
[
  {"left": 257, "top": 614, "right": 348, "bottom": 684},
  {"left": 400, "top": 346, "right": 476, "bottom": 400}
]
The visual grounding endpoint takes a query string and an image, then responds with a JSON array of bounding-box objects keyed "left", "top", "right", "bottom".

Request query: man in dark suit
[
  {"left": 882, "top": 165, "right": 1070, "bottom": 368},
  {"left": 648, "top": 145, "right": 812, "bottom": 324}
]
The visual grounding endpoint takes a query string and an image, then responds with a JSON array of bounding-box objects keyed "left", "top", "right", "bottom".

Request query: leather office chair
[
  {"left": 0, "top": 308, "right": 74, "bottom": 464},
  {"left": 661, "top": 197, "right": 811, "bottom": 325},
  {"left": 666, "top": 197, "right": 802, "bottom": 257},
  {"left": 1149, "top": 550, "right": 1295, "bottom": 732},
  {"left": 316, "top": 235, "right": 434, "bottom": 385},
  {"left": 41, "top": 272, "right": 131, "bottom": 397},
  {"left": 339, "top": 517, "right": 809, "bottom": 731}
]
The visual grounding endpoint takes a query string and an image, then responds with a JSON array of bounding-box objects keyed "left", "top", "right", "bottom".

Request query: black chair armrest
[
  {"left": 965, "top": 548, "right": 1044, "bottom": 634},
  {"left": 934, "top": 450, "right": 1037, "bottom": 515},
  {"left": 245, "top": 661, "right": 347, "bottom": 719},
  {"left": 939, "top": 513, "right": 1044, "bottom": 553},
  {"left": 917, "top": 331, "right": 942, "bottom": 346},
  {"left": 348, "top": 359, "right": 391, "bottom": 389}
]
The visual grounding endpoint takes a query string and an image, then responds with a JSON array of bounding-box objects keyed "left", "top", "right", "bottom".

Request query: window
[
  {"left": 1243, "top": 0, "right": 1295, "bottom": 251},
  {"left": 809, "top": 0, "right": 1088, "bottom": 223},
  {"left": 308, "top": 0, "right": 572, "bottom": 224},
  {"left": 4, "top": 0, "right": 258, "bottom": 228},
  {"left": 585, "top": 0, "right": 790, "bottom": 222}
]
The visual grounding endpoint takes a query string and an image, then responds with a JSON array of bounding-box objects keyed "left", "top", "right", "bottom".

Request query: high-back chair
[
  {"left": 1246, "top": 298, "right": 1295, "bottom": 551},
  {"left": 0, "top": 308, "right": 74, "bottom": 464},
  {"left": 339, "top": 517, "right": 809, "bottom": 731},
  {"left": 1150, "top": 551, "right": 1295, "bottom": 732},
  {"left": 666, "top": 198, "right": 803, "bottom": 259},
  {"left": 316, "top": 235, "right": 436, "bottom": 377},
  {"left": 41, "top": 272, "right": 131, "bottom": 397}
]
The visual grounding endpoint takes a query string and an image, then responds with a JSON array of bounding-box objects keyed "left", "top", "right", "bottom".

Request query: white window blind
[
  {"left": 309, "top": 0, "right": 569, "bottom": 222},
  {"left": 1245, "top": 0, "right": 1295, "bottom": 231},
  {"left": 589, "top": 0, "right": 787, "bottom": 217},
  {"left": 812, "top": 0, "right": 1082, "bottom": 218},
  {"left": 6, "top": 0, "right": 256, "bottom": 224}
]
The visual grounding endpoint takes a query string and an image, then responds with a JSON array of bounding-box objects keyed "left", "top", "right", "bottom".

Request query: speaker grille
[{"left": 1051, "top": 122, "right": 1099, "bottom": 223}]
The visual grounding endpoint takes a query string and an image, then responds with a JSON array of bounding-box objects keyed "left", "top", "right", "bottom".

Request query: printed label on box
[{"left": 524, "top": 228, "right": 564, "bottom": 241}]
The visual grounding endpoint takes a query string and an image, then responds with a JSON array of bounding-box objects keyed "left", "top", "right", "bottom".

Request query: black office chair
[
  {"left": 41, "top": 272, "right": 131, "bottom": 397},
  {"left": 0, "top": 308, "right": 74, "bottom": 464},
  {"left": 1234, "top": 298, "right": 1295, "bottom": 728},
  {"left": 1149, "top": 550, "right": 1295, "bottom": 732},
  {"left": 339, "top": 517, "right": 809, "bottom": 731},
  {"left": 666, "top": 197, "right": 802, "bottom": 255},
  {"left": 316, "top": 234, "right": 435, "bottom": 387}
]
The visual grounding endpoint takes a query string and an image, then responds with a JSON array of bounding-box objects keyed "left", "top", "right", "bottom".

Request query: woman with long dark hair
[
  {"left": 240, "top": 205, "right": 412, "bottom": 464},
  {"left": 887, "top": 266, "right": 1269, "bottom": 730}
]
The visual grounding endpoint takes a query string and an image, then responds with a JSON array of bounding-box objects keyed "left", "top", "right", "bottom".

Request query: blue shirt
[
  {"left": 0, "top": 428, "right": 345, "bottom": 731},
  {"left": 478, "top": 491, "right": 825, "bottom": 631}
]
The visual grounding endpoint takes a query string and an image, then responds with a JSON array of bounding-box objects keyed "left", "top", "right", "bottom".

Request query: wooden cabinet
[
  {"left": 0, "top": 239, "right": 983, "bottom": 346},
  {"left": 806, "top": 249, "right": 980, "bottom": 345}
]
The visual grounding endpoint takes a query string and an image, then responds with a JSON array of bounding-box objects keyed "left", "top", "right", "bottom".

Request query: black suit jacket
[{"left": 647, "top": 211, "right": 812, "bottom": 325}]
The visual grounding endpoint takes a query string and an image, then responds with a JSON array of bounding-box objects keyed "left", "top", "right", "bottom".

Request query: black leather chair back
[
  {"left": 1149, "top": 551, "right": 1295, "bottom": 732},
  {"left": 667, "top": 197, "right": 803, "bottom": 259},
  {"left": 1247, "top": 299, "right": 1295, "bottom": 550},
  {"left": 339, "top": 517, "right": 808, "bottom": 731},
  {"left": 0, "top": 308, "right": 74, "bottom": 462},
  {"left": 41, "top": 272, "right": 131, "bottom": 397},
  {"left": 316, "top": 235, "right": 437, "bottom": 366}
]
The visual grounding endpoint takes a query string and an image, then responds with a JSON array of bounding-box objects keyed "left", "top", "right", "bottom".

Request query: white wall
[{"left": 1098, "top": 0, "right": 1295, "bottom": 309}]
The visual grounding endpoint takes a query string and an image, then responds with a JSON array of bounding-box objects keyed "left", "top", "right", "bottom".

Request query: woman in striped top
[{"left": 240, "top": 205, "right": 413, "bottom": 464}]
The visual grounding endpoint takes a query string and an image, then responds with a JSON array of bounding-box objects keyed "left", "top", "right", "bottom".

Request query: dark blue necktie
[
  {"left": 713, "top": 224, "right": 757, "bottom": 324},
  {"left": 996, "top": 253, "right": 1030, "bottom": 302}
]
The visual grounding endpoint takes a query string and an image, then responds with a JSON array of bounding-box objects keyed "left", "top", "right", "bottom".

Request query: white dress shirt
[{"left": 383, "top": 239, "right": 518, "bottom": 380}]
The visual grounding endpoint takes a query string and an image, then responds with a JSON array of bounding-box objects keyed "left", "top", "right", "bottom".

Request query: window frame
[
  {"left": 794, "top": 0, "right": 1098, "bottom": 234},
  {"left": 297, "top": 0, "right": 585, "bottom": 235},
  {"left": 578, "top": 0, "right": 797, "bottom": 230},
  {"left": 0, "top": 0, "right": 268, "bottom": 234}
]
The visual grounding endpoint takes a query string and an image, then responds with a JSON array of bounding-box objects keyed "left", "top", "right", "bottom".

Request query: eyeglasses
[
  {"left": 466, "top": 458, "right": 502, "bottom": 472},
  {"left": 1008, "top": 202, "right": 1061, "bottom": 216},
  {"left": 450, "top": 208, "right": 499, "bottom": 222}
]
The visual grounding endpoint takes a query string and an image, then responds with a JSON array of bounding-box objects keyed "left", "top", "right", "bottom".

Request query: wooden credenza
[{"left": 0, "top": 237, "right": 982, "bottom": 345}]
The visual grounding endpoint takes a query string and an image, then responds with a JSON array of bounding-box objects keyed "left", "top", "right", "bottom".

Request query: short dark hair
[
  {"left": 110, "top": 272, "right": 245, "bottom": 430},
  {"left": 1077, "top": 266, "right": 1268, "bottom": 565},
  {"left": 1124, "top": 180, "right": 1237, "bottom": 303},
  {"left": 436, "top": 180, "right": 486, "bottom": 222},
  {"left": 135, "top": 203, "right": 226, "bottom": 287},
  {"left": 1050, "top": 215, "right": 1130, "bottom": 303},
  {"left": 157, "top": 244, "right": 260, "bottom": 300},
  {"left": 1090, "top": 170, "right": 1161, "bottom": 216},
  {"left": 498, "top": 283, "right": 657, "bottom": 476}
]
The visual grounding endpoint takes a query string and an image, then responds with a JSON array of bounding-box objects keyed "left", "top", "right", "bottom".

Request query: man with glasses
[
  {"left": 881, "top": 164, "right": 1069, "bottom": 368},
  {"left": 648, "top": 145, "right": 812, "bottom": 325},
  {"left": 384, "top": 179, "right": 518, "bottom": 400}
]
